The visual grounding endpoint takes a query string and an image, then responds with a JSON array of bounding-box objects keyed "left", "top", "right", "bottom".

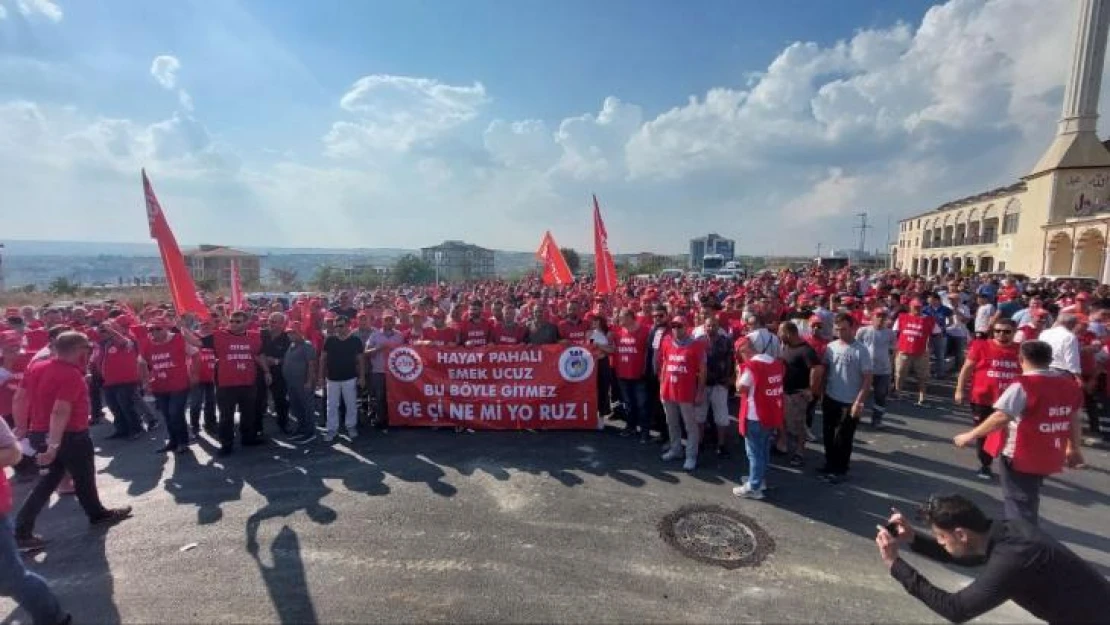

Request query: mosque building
[{"left": 895, "top": 0, "right": 1110, "bottom": 280}]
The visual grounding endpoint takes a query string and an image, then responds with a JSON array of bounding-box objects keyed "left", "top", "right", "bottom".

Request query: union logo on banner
[
  {"left": 388, "top": 346, "right": 424, "bottom": 382},
  {"left": 557, "top": 346, "right": 594, "bottom": 383}
]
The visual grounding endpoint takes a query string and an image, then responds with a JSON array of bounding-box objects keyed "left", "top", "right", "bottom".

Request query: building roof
[
  {"left": 902, "top": 181, "right": 1027, "bottom": 223},
  {"left": 186, "top": 245, "right": 257, "bottom": 258},
  {"left": 421, "top": 240, "right": 492, "bottom": 253}
]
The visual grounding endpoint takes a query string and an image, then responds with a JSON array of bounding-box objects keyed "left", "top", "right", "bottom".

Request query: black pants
[
  {"left": 189, "top": 382, "right": 217, "bottom": 430},
  {"left": 254, "top": 366, "right": 289, "bottom": 433},
  {"left": 999, "top": 457, "right": 1044, "bottom": 525},
  {"left": 89, "top": 371, "right": 104, "bottom": 421},
  {"left": 970, "top": 403, "right": 995, "bottom": 469},
  {"left": 217, "top": 385, "right": 258, "bottom": 449},
  {"left": 103, "top": 383, "right": 142, "bottom": 436},
  {"left": 645, "top": 375, "right": 666, "bottom": 437},
  {"left": 821, "top": 397, "right": 858, "bottom": 475},
  {"left": 1083, "top": 389, "right": 1105, "bottom": 435},
  {"left": 596, "top": 358, "right": 614, "bottom": 417},
  {"left": 15, "top": 431, "right": 108, "bottom": 538}
]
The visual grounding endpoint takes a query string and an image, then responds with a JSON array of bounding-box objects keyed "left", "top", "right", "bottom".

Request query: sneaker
[
  {"left": 323, "top": 433, "right": 337, "bottom": 443},
  {"left": 976, "top": 466, "right": 994, "bottom": 481},
  {"left": 17, "top": 534, "right": 46, "bottom": 552},
  {"left": 732, "top": 483, "right": 765, "bottom": 500},
  {"left": 347, "top": 428, "right": 359, "bottom": 441},
  {"left": 293, "top": 433, "right": 317, "bottom": 445},
  {"left": 871, "top": 415, "right": 884, "bottom": 428},
  {"left": 90, "top": 506, "right": 133, "bottom": 527},
  {"left": 660, "top": 448, "right": 682, "bottom": 462},
  {"left": 682, "top": 457, "right": 697, "bottom": 472},
  {"left": 789, "top": 454, "right": 804, "bottom": 468},
  {"left": 805, "top": 429, "right": 817, "bottom": 443}
]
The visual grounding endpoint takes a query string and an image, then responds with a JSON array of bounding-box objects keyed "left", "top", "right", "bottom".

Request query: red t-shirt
[
  {"left": 29, "top": 358, "right": 90, "bottom": 433},
  {"left": 967, "top": 340, "right": 1021, "bottom": 405},
  {"left": 895, "top": 313, "right": 934, "bottom": 356},
  {"left": 613, "top": 324, "right": 650, "bottom": 380},
  {"left": 456, "top": 319, "right": 492, "bottom": 347},
  {"left": 142, "top": 333, "right": 191, "bottom": 393},
  {"left": 422, "top": 327, "right": 459, "bottom": 347},
  {"left": 490, "top": 322, "right": 527, "bottom": 345},
  {"left": 100, "top": 339, "right": 141, "bottom": 386},
  {"left": 22, "top": 328, "right": 48, "bottom": 352},
  {"left": 0, "top": 352, "right": 33, "bottom": 416},
  {"left": 659, "top": 336, "right": 707, "bottom": 403}
]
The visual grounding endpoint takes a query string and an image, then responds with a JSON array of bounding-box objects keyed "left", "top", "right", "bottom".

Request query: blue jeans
[
  {"left": 103, "top": 383, "right": 142, "bottom": 436},
  {"left": 744, "top": 420, "right": 772, "bottom": 490},
  {"left": 188, "top": 382, "right": 216, "bottom": 430},
  {"left": 155, "top": 390, "right": 190, "bottom": 447},
  {"left": 871, "top": 374, "right": 891, "bottom": 422},
  {"left": 0, "top": 514, "right": 64, "bottom": 624},
  {"left": 947, "top": 334, "right": 968, "bottom": 374},
  {"left": 616, "top": 378, "right": 648, "bottom": 432},
  {"left": 286, "top": 380, "right": 315, "bottom": 437},
  {"left": 929, "top": 334, "right": 948, "bottom": 378}
]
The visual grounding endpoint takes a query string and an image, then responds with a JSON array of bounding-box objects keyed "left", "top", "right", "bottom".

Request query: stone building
[
  {"left": 420, "top": 240, "right": 495, "bottom": 282},
  {"left": 185, "top": 245, "right": 261, "bottom": 289}
]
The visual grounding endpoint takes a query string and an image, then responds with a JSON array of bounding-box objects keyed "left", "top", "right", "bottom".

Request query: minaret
[{"left": 1029, "top": 0, "right": 1110, "bottom": 176}]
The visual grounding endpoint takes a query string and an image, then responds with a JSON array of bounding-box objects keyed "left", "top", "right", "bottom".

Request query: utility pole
[
  {"left": 854, "top": 212, "right": 873, "bottom": 253},
  {"left": 816, "top": 242, "right": 822, "bottom": 259}
]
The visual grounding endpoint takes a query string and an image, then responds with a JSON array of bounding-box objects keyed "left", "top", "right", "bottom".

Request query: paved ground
[{"left": 3, "top": 386, "right": 1108, "bottom": 624}]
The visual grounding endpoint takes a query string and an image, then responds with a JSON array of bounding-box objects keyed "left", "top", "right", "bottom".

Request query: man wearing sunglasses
[{"left": 954, "top": 319, "right": 1020, "bottom": 480}]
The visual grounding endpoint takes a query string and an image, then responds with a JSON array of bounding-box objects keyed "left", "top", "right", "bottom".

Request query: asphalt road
[{"left": 3, "top": 387, "right": 1108, "bottom": 624}]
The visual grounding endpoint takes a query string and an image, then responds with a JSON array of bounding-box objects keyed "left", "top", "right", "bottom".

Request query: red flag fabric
[
  {"left": 230, "top": 259, "right": 245, "bottom": 312},
  {"left": 536, "top": 231, "right": 574, "bottom": 286},
  {"left": 592, "top": 195, "right": 618, "bottom": 295},
  {"left": 143, "top": 169, "right": 209, "bottom": 319}
]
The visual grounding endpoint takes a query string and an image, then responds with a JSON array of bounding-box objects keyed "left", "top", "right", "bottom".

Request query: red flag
[
  {"left": 536, "top": 231, "right": 574, "bottom": 286},
  {"left": 230, "top": 259, "right": 245, "bottom": 311},
  {"left": 143, "top": 169, "right": 209, "bottom": 319},
  {"left": 592, "top": 195, "right": 618, "bottom": 295}
]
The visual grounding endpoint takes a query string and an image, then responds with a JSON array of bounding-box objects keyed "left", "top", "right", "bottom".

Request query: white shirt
[
  {"left": 946, "top": 304, "right": 970, "bottom": 338},
  {"left": 973, "top": 303, "right": 995, "bottom": 333},
  {"left": 738, "top": 354, "right": 775, "bottom": 421},
  {"left": 1038, "top": 325, "right": 1081, "bottom": 376}
]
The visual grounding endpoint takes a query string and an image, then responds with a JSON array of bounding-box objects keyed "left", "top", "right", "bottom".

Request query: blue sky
[{"left": 0, "top": 0, "right": 1099, "bottom": 254}]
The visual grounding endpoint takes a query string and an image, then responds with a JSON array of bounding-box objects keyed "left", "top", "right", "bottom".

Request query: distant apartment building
[
  {"left": 689, "top": 234, "right": 736, "bottom": 269},
  {"left": 185, "top": 245, "right": 261, "bottom": 289},
  {"left": 420, "top": 240, "right": 495, "bottom": 281}
]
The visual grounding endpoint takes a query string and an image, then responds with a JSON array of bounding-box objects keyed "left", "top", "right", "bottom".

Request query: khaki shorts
[
  {"left": 896, "top": 352, "right": 930, "bottom": 383},
  {"left": 783, "top": 391, "right": 809, "bottom": 437}
]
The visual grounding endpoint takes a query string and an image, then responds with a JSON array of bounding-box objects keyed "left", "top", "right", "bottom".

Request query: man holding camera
[{"left": 876, "top": 494, "right": 1108, "bottom": 624}]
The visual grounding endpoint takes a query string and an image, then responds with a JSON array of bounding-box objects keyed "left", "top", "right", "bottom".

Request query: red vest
[
  {"left": 142, "top": 333, "right": 191, "bottom": 394},
  {"left": 614, "top": 325, "right": 649, "bottom": 380},
  {"left": 456, "top": 319, "right": 491, "bottom": 347},
  {"left": 193, "top": 348, "right": 216, "bottom": 384},
  {"left": 896, "top": 313, "right": 934, "bottom": 356},
  {"left": 738, "top": 358, "right": 785, "bottom": 434},
  {"left": 984, "top": 374, "right": 1082, "bottom": 475},
  {"left": 558, "top": 319, "right": 590, "bottom": 345},
  {"left": 491, "top": 323, "right": 527, "bottom": 345},
  {"left": 659, "top": 337, "right": 706, "bottom": 403},
  {"left": 968, "top": 340, "right": 1020, "bottom": 405},
  {"left": 213, "top": 330, "right": 261, "bottom": 388},
  {"left": 423, "top": 327, "right": 458, "bottom": 347},
  {"left": 100, "top": 339, "right": 141, "bottom": 386}
]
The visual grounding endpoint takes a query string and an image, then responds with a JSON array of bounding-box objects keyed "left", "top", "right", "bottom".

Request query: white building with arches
[{"left": 895, "top": 0, "right": 1110, "bottom": 282}]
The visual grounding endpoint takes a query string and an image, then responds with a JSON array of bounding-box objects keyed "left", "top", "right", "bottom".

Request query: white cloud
[
  {"left": 0, "top": 0, "right": 1101, "bottom": 255},
  {"left": 150, "top": 55, "right": 181, "bottom": 90},
  {"left": 14, "top": 0, "right": 62, "bottom": 21},
  {"left": 324, "top": 74, "right": 488, "bottom": 156},
  {"left": 0, "top": 5, "right": 8, "bottom": 19}
]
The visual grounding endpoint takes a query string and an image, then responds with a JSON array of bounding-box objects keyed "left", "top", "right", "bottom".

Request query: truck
[{"left": 702, "top": 253, "right": 726, "bottom": 272}]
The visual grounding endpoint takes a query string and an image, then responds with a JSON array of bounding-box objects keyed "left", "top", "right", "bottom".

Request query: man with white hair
[{"left": 743, "top": 313, "right": 781, "bottom": 359}]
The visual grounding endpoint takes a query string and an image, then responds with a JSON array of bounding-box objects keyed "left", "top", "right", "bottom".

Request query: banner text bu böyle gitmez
[{"left": 385, "top": 344, "right": 598, "bottom": 430}]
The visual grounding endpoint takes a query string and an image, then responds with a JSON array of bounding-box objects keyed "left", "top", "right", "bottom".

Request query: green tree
[
  {"left": 312, "top": 265, "right": 343, "bottom": 290},
  {"left": 560, "top": 247, "right": 581, "bottom": 275},
  {"left": 48, "top": 277, "right": 79, "bottom": 295},
  {"left": 392, "top": 254, "right": 435, "bottom": 285}
]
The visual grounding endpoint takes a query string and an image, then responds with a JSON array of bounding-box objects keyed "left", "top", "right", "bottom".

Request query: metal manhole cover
[{"left": 659, "top": 504, "right": 775, "bottom": 569}]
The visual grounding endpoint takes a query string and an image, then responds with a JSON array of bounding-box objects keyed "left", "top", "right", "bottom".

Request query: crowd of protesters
[{"left": 2, "top": 265, "right": 1108, "bottom": 623}]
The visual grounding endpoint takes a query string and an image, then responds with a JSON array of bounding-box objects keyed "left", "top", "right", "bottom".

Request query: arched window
[{"left": 1001, "top": 198, "right": 1021, "bottom": 235}]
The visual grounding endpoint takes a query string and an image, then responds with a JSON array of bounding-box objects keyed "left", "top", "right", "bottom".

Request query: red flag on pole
[
  {"left": 592, "top": 195, "right": 618, "bottom": 295},
  {"left": 143, "top": 169, "right": 209, "bottom": 319},
  {"left": 230, "top": 259, "right": 245, "bottom": 311},
  {"left": 536, "top": 231, "right": 574, "bottom": 286}
]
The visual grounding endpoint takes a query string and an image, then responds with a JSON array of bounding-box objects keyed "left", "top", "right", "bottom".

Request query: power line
[{"left": 854, "top": 212, "right": 873, "bottom": 253}]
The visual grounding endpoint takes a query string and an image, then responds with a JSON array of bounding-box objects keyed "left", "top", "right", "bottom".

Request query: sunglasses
[{"left": 992, "top": 328, "right": 1014, "bottom": 335}]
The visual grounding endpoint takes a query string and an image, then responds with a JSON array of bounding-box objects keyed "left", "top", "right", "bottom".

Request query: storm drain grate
[{"left": 659, "top": 504, "right": 775, "bottom": 569}]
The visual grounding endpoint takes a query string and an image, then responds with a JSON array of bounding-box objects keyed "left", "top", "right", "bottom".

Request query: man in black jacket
[
  {"left": 876, "top": 494, "right": 1108, "bottom": 623},
  {"left": 255, "top": 312, "right": 291, "bottom": 435}
]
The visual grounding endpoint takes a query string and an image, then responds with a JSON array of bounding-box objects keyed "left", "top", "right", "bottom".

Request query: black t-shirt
[
  {"left": 261, "top": 329, "right": 291, "bottom": 363},
  {"left": 780, "top": 342, "right": 819, "bottom": 394},
  {"left": 323, "top": 334, "right": 363, "bottom": 381}
]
